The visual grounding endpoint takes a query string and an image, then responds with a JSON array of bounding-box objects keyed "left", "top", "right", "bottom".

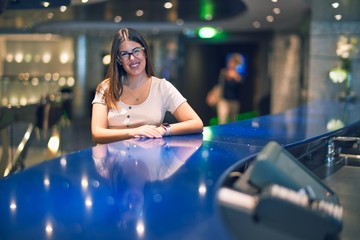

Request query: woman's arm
[
  {"left": 167, "top": 102, "right": 203, "bottom": 136},
  {"left": 91, "top": 103, "right": 163, "bottom": 144}
]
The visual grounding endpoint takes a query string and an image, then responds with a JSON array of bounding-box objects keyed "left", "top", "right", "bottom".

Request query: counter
[{"left": 0, "top": 100, "right": 359, "bottom": 239}]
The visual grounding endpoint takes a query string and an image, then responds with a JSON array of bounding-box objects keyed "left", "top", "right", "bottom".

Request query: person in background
[
  {"left": 91, "top": 28, "right": 203, "bottom": 144},
  {"left": 216, "top": 53, "right": 243, "bottom": 124}
]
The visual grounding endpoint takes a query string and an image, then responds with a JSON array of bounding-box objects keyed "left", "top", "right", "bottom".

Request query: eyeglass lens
[{"left": 119, "top": 47, "right": 144, "bottom": 60}]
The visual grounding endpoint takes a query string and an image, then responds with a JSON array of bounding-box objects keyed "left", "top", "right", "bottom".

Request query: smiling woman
[{"left": 91, "top": 28, "right": 203, "bottom": 144}]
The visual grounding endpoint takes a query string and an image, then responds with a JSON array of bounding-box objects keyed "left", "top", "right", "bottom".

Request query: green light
[
  {"left": 202, "top": 127, "right": 214, "bottom": 141},
  {"left": 200, "top": 0, "right": 214, "bottom": 20},
  {"left": 198, "top": 27, "right": 217, "bottom": 38}
]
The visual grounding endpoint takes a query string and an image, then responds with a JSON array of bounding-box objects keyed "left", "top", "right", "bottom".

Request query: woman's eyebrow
[{"left": 120, "top": 47, "right": 142, "bottom": 53}]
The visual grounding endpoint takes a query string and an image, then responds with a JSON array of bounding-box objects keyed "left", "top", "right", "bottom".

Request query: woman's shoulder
[
  {"left": 96, "top": 78, "right": 110, "bottom": 92},
  {"left": 151, "top": 76, "right": 163, "bottom": 84},
  {"left": 151, "top": 77, "right": 180, "bottom": 96},
  {"left": 151, "top": 76, "right": 170, "bottom": 88}
]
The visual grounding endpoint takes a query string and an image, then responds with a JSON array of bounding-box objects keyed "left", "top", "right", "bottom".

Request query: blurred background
[{"left": 0, "top": 0, "right": 359, "bottom": 174}]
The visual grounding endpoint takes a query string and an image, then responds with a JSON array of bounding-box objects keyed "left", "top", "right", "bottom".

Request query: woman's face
[
  {"left": 227, "top": 59, "right": 238, "bottom": 69},
  {"left": 118, "top": 40, "right": 146, "bottom": 77}
]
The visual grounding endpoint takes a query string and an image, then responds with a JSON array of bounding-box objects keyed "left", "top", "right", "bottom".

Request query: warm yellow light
[
  {"left": 31, "top": 77, "right": 39, "bottom": 86},
  {"left": 67, "top": 77, "right": 75, "bottom": 87},
  {"left": 48, "top": 135, "right": 60, "bottom": 152},
  {"left": 15, "top": 52, "right": 23, "bottom": 63},
  {"left": 102, "top": 54, "right": 111, "bottom": 65},
  {"left": 6, "top": 53, "right": 14, "bottom": 62},
  {"left": 60, "top": 52, "right": 69, "bottom": 64},
  {"left": 42, "top": 53, "right": 51, "bottom": 63},
  {"left": 58, "top": 77, "right": 66, "bottom": 86}
]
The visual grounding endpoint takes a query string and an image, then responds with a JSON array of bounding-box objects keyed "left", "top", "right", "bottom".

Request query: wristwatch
[{"left": 161, "top": 123, "right": 171, "bottom": 136}]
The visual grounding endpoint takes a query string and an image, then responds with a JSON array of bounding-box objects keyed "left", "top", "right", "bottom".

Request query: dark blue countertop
[{"left": 0, "top": 100, "right": 359, "bottom": 239}]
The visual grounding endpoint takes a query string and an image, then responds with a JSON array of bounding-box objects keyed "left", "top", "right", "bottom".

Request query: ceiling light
[
  {"left": 266, "top": 15, "right": 274, "bottom": 22},
  {"left": 273, "top": 8, "right": 281, "bottom": 14},
  {"left": 47, "top": 12, "right": 54, "bottom": 19},
  {"left": 41, "top": 1, "right": 50, "bottom": 7},
  {"left": 164, "top": 2, "right": 173, "bottom": 9},
  {"left": 335, "top": 14, "right": 342, "bottom": 20},
  {"left": 114, "top": 16, "right": 122, "bottom": 23},
  {"left": 252, "top": 21, "right": 261, "bottom": 29},
  {"left": 60, "top": 6, "right": 67, "bottom": 12},
  {"left": 332, "top": 2, "right": 340, "bottom": 8},
  {"left": 136, "top": 10, "right": 144, "bottom": 17}
]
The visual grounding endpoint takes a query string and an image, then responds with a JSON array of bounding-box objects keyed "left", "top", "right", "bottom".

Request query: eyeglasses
[{"left": 118, "top": 47, "right": 145, "bottom": 61}]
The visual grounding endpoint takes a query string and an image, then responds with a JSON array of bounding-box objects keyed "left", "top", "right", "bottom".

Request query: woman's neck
[{"left": 124, "top": 73, "right": 149, "bottom": 89}]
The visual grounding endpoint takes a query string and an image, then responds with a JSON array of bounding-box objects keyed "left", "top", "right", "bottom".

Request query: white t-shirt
[{"left": 92, "top": 76, "right": 186, "bottom": 128}]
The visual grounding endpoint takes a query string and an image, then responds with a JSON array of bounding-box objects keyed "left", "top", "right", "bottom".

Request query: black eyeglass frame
[{"left": 117, "top": 47, "right": 145, "bottom": 61}]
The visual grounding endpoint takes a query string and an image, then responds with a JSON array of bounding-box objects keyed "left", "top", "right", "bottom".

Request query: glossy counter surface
[{"left": 0, "top": 100, "right": 359, "bottom": 239}]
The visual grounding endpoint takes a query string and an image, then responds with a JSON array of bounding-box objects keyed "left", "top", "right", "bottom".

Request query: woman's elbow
[
  {"left": 91, "top": 129, "right": 105, "bottom": 145},
  {"left": 195, "top": 118, "right": 204, "bottom": 133}
]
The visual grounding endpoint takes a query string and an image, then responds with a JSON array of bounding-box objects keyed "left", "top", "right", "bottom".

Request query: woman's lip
[{"left": 129, "top": 62, "right": 140, "bottom": 68}]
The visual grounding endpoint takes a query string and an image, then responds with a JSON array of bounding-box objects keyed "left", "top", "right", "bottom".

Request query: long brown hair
[{"left": 97, "top": 28, "right": 155, "bottom": 109}]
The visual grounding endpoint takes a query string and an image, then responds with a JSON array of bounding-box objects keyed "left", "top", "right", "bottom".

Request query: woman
[
  {"left": 216, "top": 53, "right": 243, "bottom": 124},
  {"left": 91, "top": 28, "right": 203, "bottom": 144}
]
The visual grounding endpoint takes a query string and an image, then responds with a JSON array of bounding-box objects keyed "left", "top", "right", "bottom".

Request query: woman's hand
[
  {"left": 132, "top": 125, "right": 164, "bottom": 138},
  {"left": 225, "top": 69, "right": 241, "bottom": 82}
]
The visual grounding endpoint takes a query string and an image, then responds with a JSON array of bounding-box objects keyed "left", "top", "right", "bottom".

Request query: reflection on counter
[{"left": 92, "top": 137, "right": 203, "bottom": 229}]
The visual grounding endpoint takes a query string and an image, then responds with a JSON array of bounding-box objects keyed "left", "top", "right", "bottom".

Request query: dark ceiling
[
  {"left": 2, "top": 0, "right": 71, "bottom": 10},
  {"left": 0, "top": 0, "right": 311, "bottom": 34},
  {"left": 1, "top": 0, "right": 247, "bottom": 22},
  {"left": 84, "top": 0, "right": 247, "bottom": 22}
]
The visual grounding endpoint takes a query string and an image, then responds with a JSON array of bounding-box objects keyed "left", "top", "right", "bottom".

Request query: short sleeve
[
  {"left": 161, "top": 79, "right": 187, "bottom": 114},
  {"left": 92, "top": 87, "right": 106, "bottom": 105}
]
